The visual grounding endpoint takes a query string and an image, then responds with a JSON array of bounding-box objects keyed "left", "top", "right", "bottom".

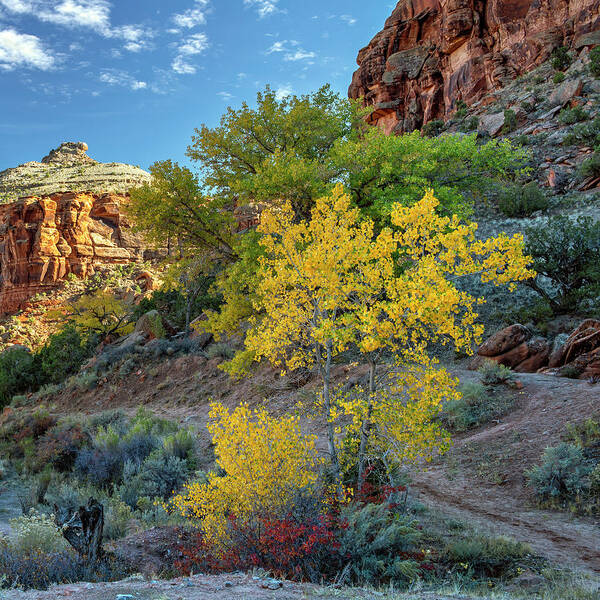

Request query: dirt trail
[{"left": 412, "top": 371, "right": 600, "bottom": 574}]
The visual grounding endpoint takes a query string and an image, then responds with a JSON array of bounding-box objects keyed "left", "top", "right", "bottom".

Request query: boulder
[
  {"left": 514, "top": 337, "right": 550, "bottom": 372},
  {"left": 548, "top": 333, "right": 569, "bottom": 368},
  {"left": 134, "top": 310, "right": 166, "bottom": 340},
  {"left": 548, "top": 78, "right": 583, "bottom": 107},
  {"left": 478, "top": 112, "right": 506, "bottom": 137},
  {"left": 478, "top": 324, "right": 531, "bottom": 357}
]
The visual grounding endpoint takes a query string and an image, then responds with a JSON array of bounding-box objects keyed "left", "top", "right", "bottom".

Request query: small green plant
[
  {"left": 458, "top": 116, "right": 478, "bottom": 133},
  {"left": 6, "top": 510, "right": 68, "bottom": 555},
  {"left": 440, "top": 382, "right": 514, "bottom": 432},
  {"left": 552, "top": 72, "right": 566, "bottom": 84},
  {"left": 455, "top": 100, "right": 468, "bottom": 119},
  {"left": 527, "top": 443, "right": 592, "bottom": 505},
  {"left": 498, "top": 181, "right": 549, "bottom": 217},
  {"left": 478, "top": 360, "right": 516, "bottom": 386},
  {"left": 502, "top": 109, "right": 518, "bottom": 133},
  {"left": 443, "top": 535, "right": 530, "bottom": 579},
  {"left": 558, "top": 106, "right": 589, "bottom": 125},
  {"left": 422, "top": 119, "right": 445, "bottom": 137},
  {"left": 579, "top": 152, "right": 600, "bottom": 179},
  {"left": 589, "top": 47, "right": 600, "bottom": 78},
  {"left": 551, "top": 46, "right": 572, "bottom": 71},
  {"left": 206, "top": 342, "right": 235, "bottom": 360},
  {"left": 563, "top": 117, "right": 600, "bottom": 147}
]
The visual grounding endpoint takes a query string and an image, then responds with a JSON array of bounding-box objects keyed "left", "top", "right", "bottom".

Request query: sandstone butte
[
  {"left": 348, "top": 0, "right": 600, "bottom": 134},
  {"left": 0, "top": 142, "right": 152, "bottom": 314}
]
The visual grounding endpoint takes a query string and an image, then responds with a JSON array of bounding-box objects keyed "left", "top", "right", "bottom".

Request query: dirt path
[
  {"left": 412, "top": 371, "right": 600, "bottom": 574},
  {"left": 1, "top": 573, "right": 480, "bottom": 600}
]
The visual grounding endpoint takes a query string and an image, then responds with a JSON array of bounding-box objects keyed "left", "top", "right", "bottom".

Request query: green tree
[
  {"left": 127, "top": 160, "right": 238, "bottom": 261},
  {"left": 525, "top": 216, "right": 600, "bottom": 313},
  {"left": 186, "top": 84, "right": 359, "bottom": 220}
]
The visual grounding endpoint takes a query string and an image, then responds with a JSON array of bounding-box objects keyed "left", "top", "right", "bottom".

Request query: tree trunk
[
  {"left": 357, "top": 360, "right": 376, "bottom": 491},
  {"left": 55, "top": 498, "right": 104, "bottom": 563},
  {"left": 322, "top": 339, "right": 340, "bottom": 483}
]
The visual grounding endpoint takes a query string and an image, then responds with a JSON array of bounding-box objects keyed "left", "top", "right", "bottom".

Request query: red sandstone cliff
[
  {"left": 0, "top": 192, "right": 147, "bottom": 314},
  {"left": 349, "top": 0, "right": 600, "bottom": 134}
]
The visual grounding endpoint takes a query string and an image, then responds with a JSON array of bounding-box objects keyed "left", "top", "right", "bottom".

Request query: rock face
[
  {"left": 0, "top": 143, "right": 153, "bottom": 314},
  {"left": 348, "top": 0, "right": 600, "bottom": 133},
  {"left": 0, "top": 192, "right": 148, "bottom": 313},
  {"left": 473, "top": 320, "right": 600, "bottom": 378},
  {"left": 0, "top": 141, "right": 151, "bottom": 203}
]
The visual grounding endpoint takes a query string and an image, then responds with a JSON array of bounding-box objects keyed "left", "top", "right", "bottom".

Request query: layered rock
[
  {"left": 0, "top": 192, "right": 148, "bottom": 313},
  {"left": 349, "top": 0, "right": 600, "bottom": 133},
  {"left": 0, "top": 141, "right": 151, "bottom": 203}
]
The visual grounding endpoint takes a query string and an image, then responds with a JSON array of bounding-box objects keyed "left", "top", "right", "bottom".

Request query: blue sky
[{"left": 0, "top": 1, "right": 395, "bottom": 171}]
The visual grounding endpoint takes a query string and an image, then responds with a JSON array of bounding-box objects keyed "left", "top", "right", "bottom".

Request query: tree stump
[{"left": 54, "top": 497, "right": 104, "bottom": 563}]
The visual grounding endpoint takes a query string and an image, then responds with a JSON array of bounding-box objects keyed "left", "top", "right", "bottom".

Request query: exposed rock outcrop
[
  {"left": 0, "top": 141, "right": 151, "bottom": 203},
  {"left": 349, "top": 0, "right": 600, "bottom": 133},
  {"left": 0, "top": 192, "right": 149, "bottom": 314},
  {"left": 473, "top": 320, "right": 600, "bottom": 379}
]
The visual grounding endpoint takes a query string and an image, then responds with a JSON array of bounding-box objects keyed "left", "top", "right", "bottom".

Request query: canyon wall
[
  {"left": 0, "top": 192, "right": 148, "bottom": 314},
  {"left": 349, "top": 0, "right": 600, "bottom": 133},
  {"left": 0, "top": 143, "right": 153, "bottom": 314}
]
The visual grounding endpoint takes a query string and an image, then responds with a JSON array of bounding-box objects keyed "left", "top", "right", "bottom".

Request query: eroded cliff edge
[{"left": 349, "top": 0, "right": 600, "bottom": 133}]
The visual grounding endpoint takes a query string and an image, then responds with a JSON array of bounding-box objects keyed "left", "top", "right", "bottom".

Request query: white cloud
[
  {"left": 99, "top": 69, "right": 146, "bottom": 90},
  {"left": 266, "top": 39, "right": 315, "bottom": 62},
  {"left": 285, "top": 49, "right": 315, "bottom": 61},
  {"left": 171, "top": 31, "right": 208, "bottom": 75},
  {"left": 173, "top": 0, "right": 209, "bottom": 29},
  {"left": 0, "top": 28, "right": 54, "bottom": 70},
  {"left": 275, "top": 84, "right": 292, "bottom": 100},
  {"left": 340, "top": 14, "right": 357, "bottom": 26},
  {"left": 217, "top": 91, "right": 233, "bottom": 101},
  {"left": 0, "top": 1, "right": 153, "bottom": 51},
  {"left": 244, "top": 0, "right": 279, "bottom": 18},
  {"left": 172, "top": 55, "right": 196, "bottom": 74}
]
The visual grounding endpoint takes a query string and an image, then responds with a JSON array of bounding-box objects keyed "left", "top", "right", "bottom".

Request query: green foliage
[
  {"left": 564, "top": 418, "right": 600, "bottom": 449},
  {"left": 443, "top": 535, "right": 530, "bottom": 578},
  {"left": 579, "top": 152, "right": 600, "bottom": 179},
  {"left": 338, "top": 502, "right": 422, "bottom": 585},
  {"left": 527, "top": 443, "right": 592, "bottom": 504},
  {"left": 334, "top": 129, "right": 528, "bottom": 221},
  {"left": 502, "top": 109, "right": 518, "bottom": 134},
  {"left": 133, "top": 278, "right": 222, "bottom": 332},
  {"left": 551, "top": 47, "right": 572, "bottom": 71},
  {"left": 128, "top": 160, "right": 237, "bottom": 260},
  {"left": 5, "top": 510, "right": 68, "bottom": 555},
  {"left": 525, "top": 215, "right": 600, "bottom": 312},
  {"left": 440, "top": 382, "right": 514, "bottom": 432},
  {"left": 590, "top": 47, "right": 600, "bottom": 78},
  {"left": 422, "top": 119, "right": 445, "bottom": 137},
  {"left": 119, "top": 452, "right": 191, "bottom": 508},
  {"left": 563, "top": 117, "right": 600, "bottom": 147},
  {"left": 553, "top": 72, "right": 566, "bottom": 84},
  {"left": 187, "top": 84, "right": 358, "bottom": 220},
  {"left": 498, "top": 181, "right": 549, "bottom": 217},
  {"left": 65, "top": 291, "right": 134, "bottom": 339},
  {"left": 457, "top": 116, "right": 479, "bottom": 133},
  {"left": 205, "top": 342, "right": 235, "bottom": 360},
  {"left": 558, "top": 106, "right": 589, "bottom": 125},
  {"left": 0, "top": 346, "right": 39, "bottom": 408},
  {"left": 477, "top": 360, "right": 516, "bottom": 386},
  {"left": 36, "top": 325, "right": 97, "bottom": 385},
  {"left": 454, "top": 100, "right": 468, "bottom": 119}
]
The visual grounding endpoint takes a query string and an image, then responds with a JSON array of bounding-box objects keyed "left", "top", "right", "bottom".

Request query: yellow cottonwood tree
[
  {"left": 170, "top": 402, "right": 319, "bottom": 549},
  {"left": 233, "top": 184, "right": 534, "bottom": 484}
]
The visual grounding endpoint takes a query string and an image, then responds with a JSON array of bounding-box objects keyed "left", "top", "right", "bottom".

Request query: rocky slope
[
  {"left": 0, "top": 143, "right": 152, "bottom": 314},
  {"left": 0, "top": 142, "right": 150, "bottom": 202},
  {"left": 349, "top": 0, "right": 600, "bottom": 133}
]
